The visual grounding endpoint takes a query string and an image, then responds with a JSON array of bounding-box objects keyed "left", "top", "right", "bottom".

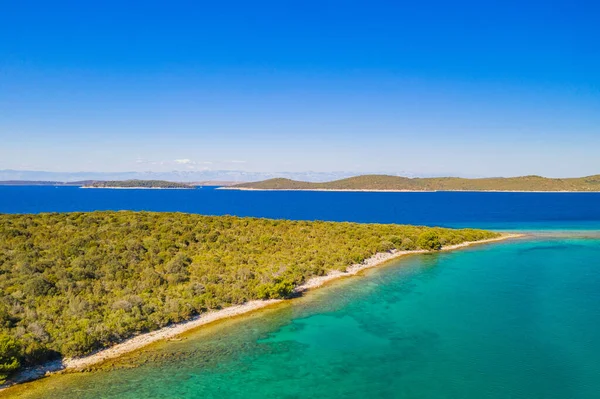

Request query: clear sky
[{"left": 1, "top": 0, "right": 599, "bottom": 177}]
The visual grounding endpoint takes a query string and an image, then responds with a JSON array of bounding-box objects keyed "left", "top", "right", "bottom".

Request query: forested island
[
  {"left": 0, "top": 212, "right": 499, "bottom": 382},
  {"left": 83, "top": 180, "right": 195, "bottom": 189},
  {"left": 232, "top": 174, "right": 600, "bottom": 192}
]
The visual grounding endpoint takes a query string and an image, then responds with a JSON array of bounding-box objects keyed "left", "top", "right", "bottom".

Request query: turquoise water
[{"left": 8, "top": 236, "right": 600, "bottom": 398}]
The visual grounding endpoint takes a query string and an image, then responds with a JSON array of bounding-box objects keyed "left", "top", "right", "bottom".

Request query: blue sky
[{"left": 1, "top": 0, "right": 599, "bottom": 177}]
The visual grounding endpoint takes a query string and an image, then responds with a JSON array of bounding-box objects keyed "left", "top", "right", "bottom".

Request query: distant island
[
  {"left": 230, "top": 174, "right": 600, "bottom": 192},
  {"left": 83, "top": 180, "right": 196, "bottom": 189},
  {"left": 0, "top": 180, "right": 93, "bottom": 186},
  {"left": 0, "top": 180, "right": 238, "bottom": 187}
]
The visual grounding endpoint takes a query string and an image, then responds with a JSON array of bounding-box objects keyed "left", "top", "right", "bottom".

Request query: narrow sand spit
[
  {"left": 293, "top": 234, "right": 522, "bottom": 291},
  {"left": 1, "top": 233, "right": 523, "bottom": 389}
]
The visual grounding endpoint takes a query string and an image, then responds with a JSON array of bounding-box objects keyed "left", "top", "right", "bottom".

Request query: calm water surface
[
  {"left": 1, "top": 187, "right": 599, "bottom": 398},
  {"left": 1, "top": 186, "right": 599, "bottom": 230}
]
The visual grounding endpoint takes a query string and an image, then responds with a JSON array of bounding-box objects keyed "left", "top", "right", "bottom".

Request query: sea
[{"left": 1, "top": 186, "right": 599, "bottom": 398}]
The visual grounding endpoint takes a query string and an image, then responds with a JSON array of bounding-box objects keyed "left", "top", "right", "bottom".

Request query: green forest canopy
[
  {"left": 85, "top": 180, "right": 195, "bottom": 189},
  {"left": 0, "top": 212, "right": 498, "bottom": 381},
  {"left": 233, "top": 174, "right": 600, "bottom": 191}
]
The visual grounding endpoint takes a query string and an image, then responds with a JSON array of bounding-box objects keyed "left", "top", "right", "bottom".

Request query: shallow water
[{"left": 7, "top": 237, "right": 600, "bottom": 398}]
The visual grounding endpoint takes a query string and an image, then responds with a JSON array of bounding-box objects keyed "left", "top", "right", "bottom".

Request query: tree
[
  {"left": 0, "top": 333, "right": 21, "bottom": 383},
  {"left": 417, "top": 231, "right": 442, "bottom": 251}
]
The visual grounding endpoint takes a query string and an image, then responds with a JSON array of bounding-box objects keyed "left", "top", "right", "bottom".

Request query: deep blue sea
[
  {"left": 1, "top": 186, "right": 600, "bottom": 230},
  {"left": 2, "top": 186, "right": 600, "bottom": 398}
]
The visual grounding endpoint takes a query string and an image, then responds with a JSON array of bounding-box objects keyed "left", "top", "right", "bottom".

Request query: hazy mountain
[
  {"left": 0, "top": 169, "right": 362, "bottom": 183},
  {"left": 0, "top": 169, "right": 454, "bottom": 183}
]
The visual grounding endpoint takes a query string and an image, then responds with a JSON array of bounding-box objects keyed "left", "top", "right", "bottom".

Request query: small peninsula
[
  {"left": 0, "top": 212, "right": 501, "bottom": 385},
  {"left": 83, "top": 180, "right": 195, "bottom": 189},
  {"left": 231, "top": 174, "right": 600, "bottom": 192}
]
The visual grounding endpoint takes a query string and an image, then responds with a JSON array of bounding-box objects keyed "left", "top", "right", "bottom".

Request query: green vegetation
[
  {"left": 85, "top": 180, "right": 195, "bottom": 189},
  {"left": 0, "top": 211, "right": 498, "bottom": 380},
  {"left": 234, "top": 174, "right": 600, "bottom": 192},
  {"left": 416, "top": 231, "right": 442, "bottom": 250},
  {"left": 0, "top": 334, "right": 20, "bottom": 384}
]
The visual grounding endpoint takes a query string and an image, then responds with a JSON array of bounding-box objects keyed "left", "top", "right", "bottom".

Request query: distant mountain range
[
  {"left": 0, "top": 169, "right": 423, "bottom": 183},
  {"left": 232, "top": 174, "right": 600, "bottom": 192}
]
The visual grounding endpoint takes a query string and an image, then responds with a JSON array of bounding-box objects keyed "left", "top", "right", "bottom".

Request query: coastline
[
  {"left": 1, "top": 233, "right": 522, "bottom": 390},
  {"left": 219, "top": 187, "right": 600, "bottom": 193}
]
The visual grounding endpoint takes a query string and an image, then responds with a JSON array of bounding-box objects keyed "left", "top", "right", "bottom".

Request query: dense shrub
[
  {"left": 416, "top": 231, "right": 442, "bottom": 250},
  {"left": 0, "top": 334, "right": 20, "bottom": 383}
]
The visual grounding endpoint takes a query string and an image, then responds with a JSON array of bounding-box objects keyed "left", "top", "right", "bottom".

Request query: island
[
  {"left": 0, "top": 180, "right": 93, "bottom": 186},
  {"left": 0, "top": 212, "right": 503, "bottom": 385},
  {"left": 83, "top": 180, "right": 196, "bottom": 189},
  {"left": 230, "top": 174, "right": 600, "bottom": 192}
]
